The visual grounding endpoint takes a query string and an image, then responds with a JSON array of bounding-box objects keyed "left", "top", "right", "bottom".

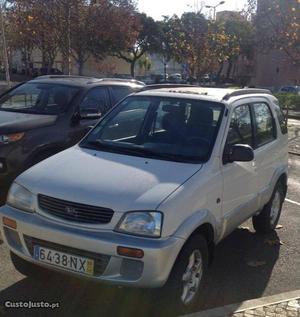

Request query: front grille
[
  {"left": 38, "top": 194, "right": 114, "bottom": 225},
  {"left": 24, "top": 235, "right": 110, "bottom": 276}
]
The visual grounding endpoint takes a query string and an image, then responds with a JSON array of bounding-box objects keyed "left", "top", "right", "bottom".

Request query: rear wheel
[
  {"left": 159, "top": 234, "right": 209, "bottom": 314},
  {"left": 252, "top": 182, "right": 285, "bottom": 234}
]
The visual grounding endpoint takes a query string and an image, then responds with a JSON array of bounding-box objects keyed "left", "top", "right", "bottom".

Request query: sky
[{"left": 138, "top": 0, "right": 248, "bottom": 20}]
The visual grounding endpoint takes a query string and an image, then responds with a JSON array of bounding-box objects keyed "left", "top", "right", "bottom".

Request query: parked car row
[
  {"left": 0, "top": 81, "right": 289, "bottom": 313},
  {"left": 278, "top": 85, "right": 300, "bottom": 95}
]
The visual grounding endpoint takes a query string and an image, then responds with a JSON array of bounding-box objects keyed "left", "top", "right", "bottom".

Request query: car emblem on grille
[{"left": 65, "top": 206, "right": 77, "bottom": 216}]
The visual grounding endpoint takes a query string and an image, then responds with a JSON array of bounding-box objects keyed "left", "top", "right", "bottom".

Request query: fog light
[
  {"left": 117, "top": 246, "right": 144, "bottom": 259},
  {"left": 2, "top": 217, "right": 17, "bottom": 230}
]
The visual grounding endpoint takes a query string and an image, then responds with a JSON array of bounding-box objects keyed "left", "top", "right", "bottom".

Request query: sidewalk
[{"left": 183, "top": 290, "right": 300, "bottom": 317}]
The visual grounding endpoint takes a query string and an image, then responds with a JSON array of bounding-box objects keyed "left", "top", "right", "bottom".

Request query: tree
[
  {"left": 163, "top": 12, "right": 209, "bottom": 79},
  {"left": 7, "top": 0, "right": 35, "bottom": 74},
  {"left": 7, "top": 0, "right": 139, "bottom": 75},
  {"left": 7, "top": 0, "right": 60, "bottom": 73},
  {"left": 113, "top": 13, "right": 161, "bottom": 77},
  {"left": 214, "top": 17, "right": 255, "bottom": 81},
  {"left": 254, "top": 0, "right": 300, "bottom": 65},
  {"left": 76, "top": 0, "right": 139, "bottom": 75}
]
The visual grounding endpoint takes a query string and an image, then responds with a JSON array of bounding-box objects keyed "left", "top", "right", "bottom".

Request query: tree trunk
[
  {"left": 226, "top": 60, "right": 233, "bottom": 80},
  {"left": 130, "top": 61, "right": 136, "bottom": 78},
  {"left": 78, "top": 59, "right": 84, "bottom": 75},
  {"left": 216, "top": 62, "right": 224, "bottom": 83}
]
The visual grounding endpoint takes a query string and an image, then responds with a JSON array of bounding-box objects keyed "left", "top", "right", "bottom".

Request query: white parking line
[{"left": 285, "top": 198, "right": 300, "bottom": 206}]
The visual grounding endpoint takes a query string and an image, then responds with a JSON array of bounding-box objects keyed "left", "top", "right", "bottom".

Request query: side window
[
  {"left": 274, "top": 104, "right": 288, "bottom": 135},
  {"left": 80, "top": 87, "right": 110, "bottom": 115},
  {"left": 110, "top": 86, "right": 134, "bottom": 104},
  {"left": 226, "top": 105, "right": 253, "bottom": 147},
  {"left": 253, "top": 102, "right": 276, "bottom": 147}
]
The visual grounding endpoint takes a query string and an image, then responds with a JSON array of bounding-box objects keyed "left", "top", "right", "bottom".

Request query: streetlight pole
[
  {"left": 162, "top": 42, "right": 168, "bottom": 82},
  {"left": 67, "top": 2, "right": 71, "bottom": 76},
  {"left": 205, "top": 1, "right": 225, "bottom": 20},
  {"left": 0, "top": 0, "right": 11, "bottom": 86}
]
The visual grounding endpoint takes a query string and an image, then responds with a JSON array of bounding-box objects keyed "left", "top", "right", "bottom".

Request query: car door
[
  {"left": 221, "top": 102, "right": 259, "bottom": 237},
  {"left": 250, "top": 100, "right": 279, "bottom": 207},
  {"left": 69, "top": 86, "right": 110, "bottom": 145}
]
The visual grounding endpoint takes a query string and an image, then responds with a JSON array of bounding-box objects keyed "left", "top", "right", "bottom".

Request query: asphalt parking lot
[{"left": 0, "top": 128, "right": 299, "bottom": 317}]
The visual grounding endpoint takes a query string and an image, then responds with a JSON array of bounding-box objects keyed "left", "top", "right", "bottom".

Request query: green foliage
[{"left": 274, "top": 93, "right": 300, "bottom": 111}]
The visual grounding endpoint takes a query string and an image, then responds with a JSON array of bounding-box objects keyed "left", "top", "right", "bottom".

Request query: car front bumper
[{"left": 0, "top": 205, "right": 185, "bottom": 288}]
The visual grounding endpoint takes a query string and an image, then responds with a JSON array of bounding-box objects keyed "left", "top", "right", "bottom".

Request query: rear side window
[
  {"left": 226, "top": 105, "right": 253, "bottom": 147},
  {"left": 252, "top": 103, "right": 276, "bottom": 147},
  {"left": 274, "top": 104, "right": 288, "bottom": 135}
]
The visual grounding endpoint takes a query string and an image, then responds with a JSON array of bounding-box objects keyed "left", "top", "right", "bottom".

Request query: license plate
[{"left": 33, "top": 245, "right": 94, "bottom": 276}]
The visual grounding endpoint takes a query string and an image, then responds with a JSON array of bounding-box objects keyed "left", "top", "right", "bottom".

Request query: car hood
[
  {"left": 0, "top": 110, "right": 57, "bottom": 134},
  {"left": 17, "top": 146, "right": 203, "bottom": 212}
]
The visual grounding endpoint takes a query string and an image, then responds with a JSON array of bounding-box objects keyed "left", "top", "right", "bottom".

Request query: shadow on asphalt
[{"left": 0, "top": 228, "right": 280, "bottom": 317}]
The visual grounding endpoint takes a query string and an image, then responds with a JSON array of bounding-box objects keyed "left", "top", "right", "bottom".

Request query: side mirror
[
  {"left": 224, "top": 144, "right": 254, "bottom": 164},
  {"left": 80, "top": 108, "right": 102, "bottom": 120}
]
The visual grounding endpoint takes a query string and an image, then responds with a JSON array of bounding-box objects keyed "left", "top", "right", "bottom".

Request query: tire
[
  {"left": 159, "top": 234, "right": 209, "bottom": 314},
  {"left": 10, "top": 252, "right": 51, "bottom": 279},
  {"left": 252, "top": 182, "right": 285, "bottom": 234}
]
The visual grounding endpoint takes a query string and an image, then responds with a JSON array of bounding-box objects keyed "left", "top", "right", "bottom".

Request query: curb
[{"left": 182, "top": 290, "right": 300, "bottom": 317}]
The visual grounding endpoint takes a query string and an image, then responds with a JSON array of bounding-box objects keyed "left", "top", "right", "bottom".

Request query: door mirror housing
[
  {"left": 80, "top": 108, "right": 102, "bottom": 120},
  {"left": 224, "top": 144, "right": 254, "bottom": 164}
]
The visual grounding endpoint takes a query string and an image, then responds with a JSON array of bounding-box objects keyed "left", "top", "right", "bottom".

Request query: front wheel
[
  {"left": 252, "top": 182, "right": 284, "bottom": 234},
  {"left": 159, "top": 234, "right": 209, "bottom": 314}
]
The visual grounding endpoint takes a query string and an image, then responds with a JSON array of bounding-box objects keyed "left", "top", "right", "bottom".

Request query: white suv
[{"left": 0, "top": 87, "right": 288, "bottom": 312}]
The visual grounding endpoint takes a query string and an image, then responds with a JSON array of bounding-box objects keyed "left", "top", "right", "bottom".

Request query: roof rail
[
  {"left": 98, "top": 78, "right": 145, "bottom": 85},
  {"left": 222, "top": 89, "right": 272, "bottom": 101},
  {"left": 142, "top": 84, "right": 196, "bottom": 91},
  {"left": 35, "top": 75, "right": 95, "bottom": 80}
]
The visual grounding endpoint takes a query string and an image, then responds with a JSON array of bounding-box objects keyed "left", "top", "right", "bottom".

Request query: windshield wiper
[{"left": 83, "top": 139, "right": 192, "bottom": 163}]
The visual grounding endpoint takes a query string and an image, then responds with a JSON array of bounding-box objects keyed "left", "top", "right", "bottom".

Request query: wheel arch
[
  {"left": 191, "top": 223, "right": 215, "bottom": 265},
  {"left": 262, "top": 168, "right": 288, "bottom": 206},
  {"left": 173, "top": 211, "right": 218, "bottom": 266},
  {"left": 277, "top": 173, "right": 288, "bottom": 197}
]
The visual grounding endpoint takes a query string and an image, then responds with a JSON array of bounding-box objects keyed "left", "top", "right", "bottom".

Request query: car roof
[
  {"left": 29, "top": 75, "right": 145, "bottom": 88},
  {"left": 137, "top": 86, "right": 273, "bottom": 104}
]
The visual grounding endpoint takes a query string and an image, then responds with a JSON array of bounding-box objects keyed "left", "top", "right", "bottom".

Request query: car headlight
[
  {"left": 0, "top": 132, "right": 24, "bottom": 145},
  {"left": 115, "top": 211, "right": 163, "bottom": 238},
  {"left": 7, "top": 182, "right": 35, "bottom": 213}
]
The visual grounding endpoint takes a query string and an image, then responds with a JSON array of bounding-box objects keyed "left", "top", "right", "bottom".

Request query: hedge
[{"left": 274, "top": 93, "right": 300, "bottom": 111}]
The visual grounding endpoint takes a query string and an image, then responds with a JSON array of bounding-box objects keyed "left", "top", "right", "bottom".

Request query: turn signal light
[
  {"left": 117, "top": 246, "right": 144, "bottom": 259},
  {"left": 2, "top": 217, "right": 17, "bottom": 230}
]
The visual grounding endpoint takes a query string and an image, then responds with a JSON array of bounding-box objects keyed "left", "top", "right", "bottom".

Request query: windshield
[
  {"left": 0, "top": 83, "right": 80, "bottom": 115},
  {"left": 81, "top": 96, "right": 224, "bottom": 163}
]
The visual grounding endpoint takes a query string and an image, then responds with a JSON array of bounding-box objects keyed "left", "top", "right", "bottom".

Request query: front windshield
[
  {"left": 0, "top": 83, "right": 79, "bottom": 115},
  {"left": 81, "top": 96, "right": 224, "bottom": 163}
]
